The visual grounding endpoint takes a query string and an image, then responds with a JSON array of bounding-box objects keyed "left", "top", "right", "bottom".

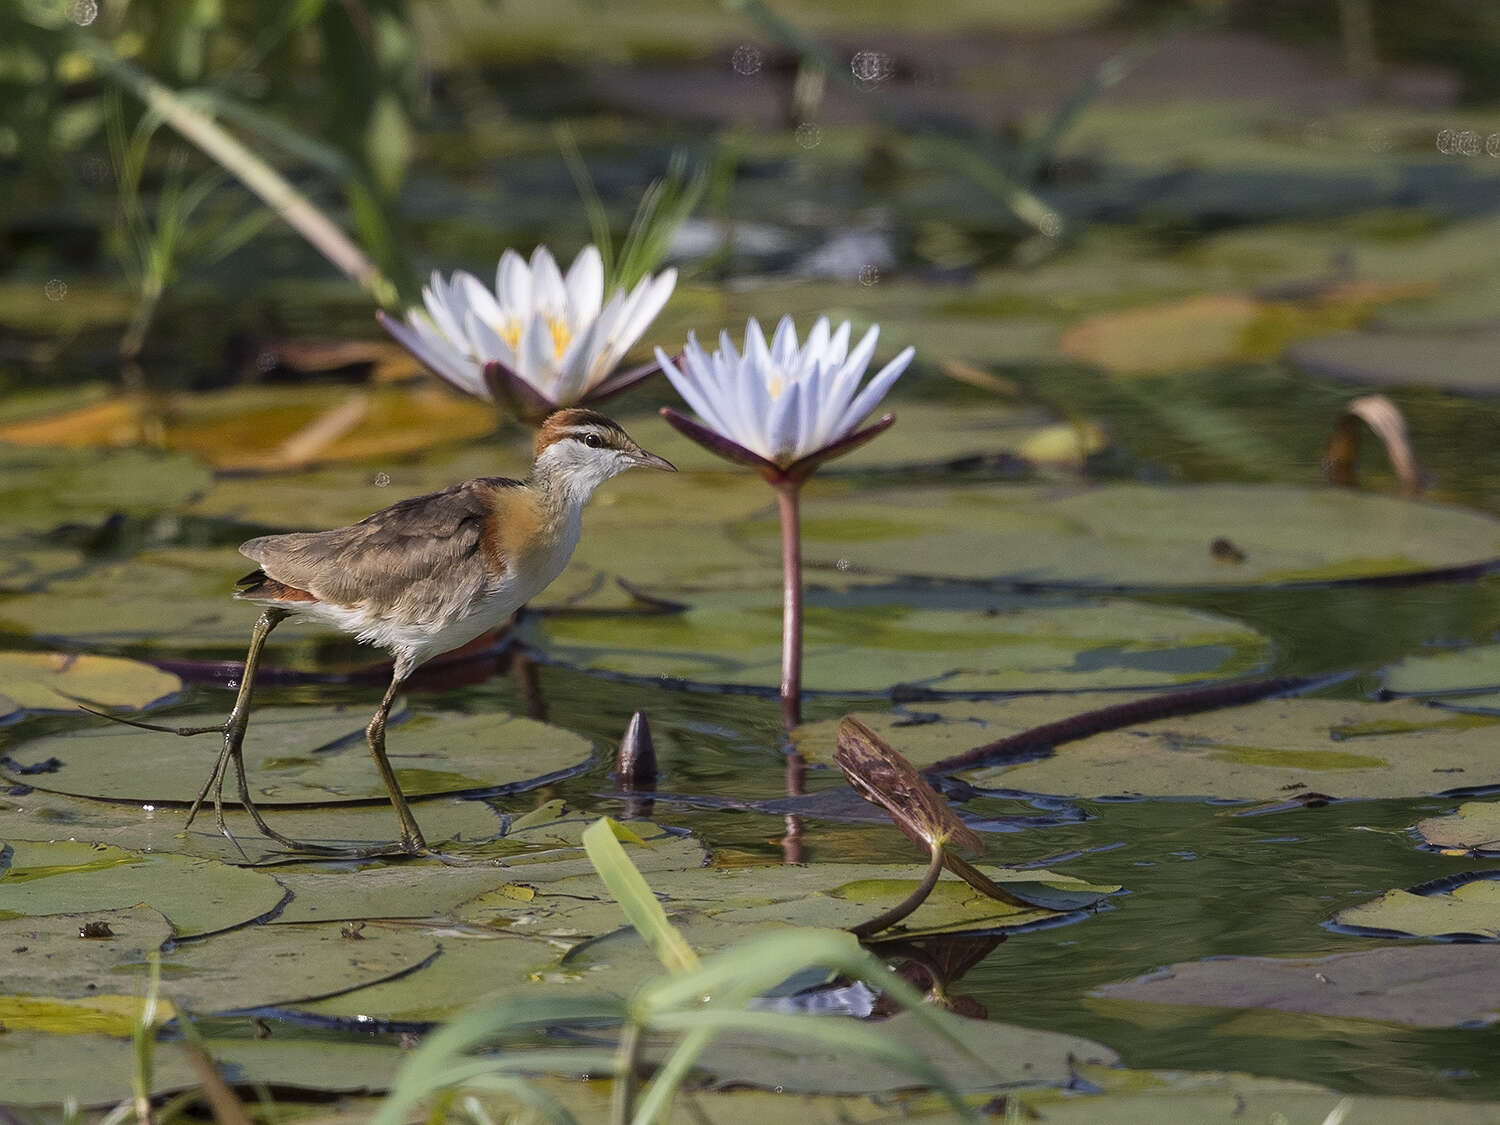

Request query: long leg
[
  {"left": 183, "top": 607, "right": 289, "bottom": 842},
  {"left": 366, "top": 663, "right": 426, "bottom": 854}
]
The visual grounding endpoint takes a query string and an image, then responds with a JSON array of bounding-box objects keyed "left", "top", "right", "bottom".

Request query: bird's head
[{"left": 533, "top": 408, "right": 676, "bottom": 501}]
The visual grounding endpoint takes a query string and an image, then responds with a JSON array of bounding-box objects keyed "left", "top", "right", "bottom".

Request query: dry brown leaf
[{"left": 1324, "top": 393, "right": 1423, "bottom": 497}]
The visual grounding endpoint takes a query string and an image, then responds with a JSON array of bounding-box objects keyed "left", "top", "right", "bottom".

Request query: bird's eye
[{"left": 583, "top": 433, "right": 602, "bottom": 449}]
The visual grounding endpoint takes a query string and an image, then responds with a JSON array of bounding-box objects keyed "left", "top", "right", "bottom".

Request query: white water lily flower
[
  {"left": 656, "top": 315, "right": 914, "bottom": 475},
  {"left": 379, "top": 245, "right": 676, "bottom": 419}
]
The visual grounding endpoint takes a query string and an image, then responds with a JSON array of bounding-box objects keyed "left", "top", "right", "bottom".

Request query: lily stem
[
  {"left": 775, "top": 481, "right": 804, "bottom": 727},
  {"left": 849, "top": 842, "right": 946, "bottom": 939}
]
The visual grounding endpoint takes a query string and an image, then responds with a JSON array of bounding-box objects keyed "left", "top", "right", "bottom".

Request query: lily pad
[
  {"left": 459, "top": 861, "right": 1117, "bottom": 941},
  {"left": 2, "top": 704, "right": 595, "bottom": 805},
  {"left": 1383, "top": 643, "right": 1500, "bottom": 696},
  {"left": 793, "top": 692, "right": 1169, "bottom": 768},
  {"left": 529, "top": 588, "right": 1268, "bottom": 694},
  {"left": 0, "top": 539, "right": 83, "bottom": 593},
  {"left": 736, "top": 483, "right": 1500, "bottom": 590},
  {"left": 0, "top": 443, "right": 213, "bottom": 533},
  {"left": 0, "top": 385, "right": 497, "bottom": 472},
  {"left": 970, "top": 698, "right": 1500, "bottom": 801},
  {"left": 273, "top": 822, "right": 705, "bottom": 924},
  {"left": 1019, "top": 1068, "right": 1500, "bottom": 1125},
  {"left": 0, "top": 840, "right": 286, "bottom": 937},
  {"left": 0, "top": 1029, "right": 406, "bottom": 1106},
  {"left": 1289, "top": 329, "right": 1500, "bottom": 395},
  {"left": 670, "top": 1008, "right": 1119, "bottom": 1095},
  {"left": 1417, "top": 802, "right": 1500, "bottom": 856},
  {"left": 1332, "top": 874, "right": 1500, "bottom": 940},
  {"left": 0, "top": 546, "right": 286, "bottom": 649},
  {"left": 1, "top": 905, "right": 173, "bottom": 998},
  {"left": 0, "top": 787, "right": 505, "bottom": 866},
  {"left": 1093, "top": 944, "right": 1500, "bottom": 1028},
  {"left": 0, "top": 650, "right": 180, "bottom": 713},
  {"left": 292, "top": 930, "right": 568, "bottom": 1023}
]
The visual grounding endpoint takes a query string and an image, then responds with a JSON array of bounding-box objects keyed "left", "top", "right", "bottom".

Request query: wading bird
[{"left": 104, "top": 409, "right": 675, "bottom": 857}]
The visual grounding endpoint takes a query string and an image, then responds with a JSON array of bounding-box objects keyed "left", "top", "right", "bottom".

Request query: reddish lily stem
[{"left": 775, "top": 480, "right": 804, "bottom": 727}]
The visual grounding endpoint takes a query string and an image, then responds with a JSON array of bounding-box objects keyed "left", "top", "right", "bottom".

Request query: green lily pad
[
  {"left": 460, "top": 861, "right": 1116, "bottom": 941},
  {"left": 529, "top": 588, "right": 1268, "bottom": 693},
  {"left": 0, "top": 443, "right": 213, "bottom": 533},
  {"left": 0, "top": 787, "right": 505, "bottom": 866},
  {"left": 0, "top": 1029, "right": 407, "bottom": 1106},
  {"left": 1, "top": 907, "right": 439, "bottom": 1012},
  {"left": 273, "top": 820, "right": 704, "bottom": 924},
  {"left": 0, "top": 650, "right": 180, "bottom": 713},
  {"left": 669, "top": 1008, "right": 1118, "bottom": 1095},
  {"left": 1019, "top": 1067, "right": 1500, "bottom": 1124},
  {"left": 1, "top": 704, "right": 594, "bottom": 805},
  {"left": 1333, "top": 875, "right": 1500, "bottom": 940},
  {"left": 1, "top": 905, "right": 173, "bottom": 998},
  {"left": 793, "top": 692, "right": 1166, "bottom": 768},
  {"left": 1383, "top": 643, "right": 1500, "bottom": 696},
  {"left": 1417, "top": 801, "right": 1500, "bottom": 856},
  {"left": 1093, "top": 944, "right": 1500, "bottom": 1028},
  {"left": 293, "top": 930, "right": 567, "bottom": 1023},
  {"left": 736, "top": 483, "right": 1500, "bottom": 590},
  {"left": 159, "top": 921, "right": 442, "bottom": 1013},
  {"left": 0, "top": 546, "right": 287, "bottom": 649},
  {"left": 0, "top": 840, "right": 286, "bottom": 937},
  {"left": 0, "top": 539, "right": 82, "bottom": 593},
  {"left": 1289, "top": 329, "right": 1500, "bottom": 395},
  {"left": 967, "top": 698, "right": 1500, "bottom": 801}
]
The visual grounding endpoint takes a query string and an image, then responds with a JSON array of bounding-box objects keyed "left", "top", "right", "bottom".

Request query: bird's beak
[{"left": 634, "top": 448, "right": 677, "bottom": 472}]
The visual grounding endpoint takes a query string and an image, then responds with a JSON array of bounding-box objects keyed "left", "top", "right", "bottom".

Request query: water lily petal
[
  {"left": 827, "top": 320, "right": 852, "bottom": 366},
  {"left": 378, "top": 310, "right": 486, "bottom": 397},
  {"left": 496, "top": 249, "right": 532, "bottom": 313},
  {"left": 838, "top": 345, "right": 914, "bottom": 436},
  {"left": 657, "top": 346, "right": 737, "bottom": 438},
  {"left": 518, "top": 310, "right": 562, "bottom": 394},
  {"left": 529, "top": 247, "right": 567, "bottom": 320},
  {"left": 564, "top": 245, "right": 604, "bottom": 329},
  {"left": 421, "top": 273, "right": 468, "bottom": 351},
  {"left": 464, "top": 309, "right": 516, "bottom": 371},
  {"left": 766, "top": 381, "right": 803, "bottom": 463},
  {"left": 770, "top": 315, "right": 799, "bottom": 370}
]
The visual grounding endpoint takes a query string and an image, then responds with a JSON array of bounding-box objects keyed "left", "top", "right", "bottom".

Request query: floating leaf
[
  {"left": 1290, "top": 328, "right": 1500, "bottom": 396},
  {"left": 1417, "top": 802, "right": 1500, "bottom": 856},
  {"left": 0, "top": 1029, "right": 406, "bottom": 1107},
  {"left": 0, "top": 787, "right": 504, "bottom": 866},
  {"left": 1333, "top": 875, "right": 1500, "bottom": 940},
  {"left": 272, "top": 821, "right": 704, "bottom": 924},
  {"left": 0, "top": 539, "right": 82, "bottom": 593},
  {"left": 0, "top": 386, "right": 497, "bottom": 472},
  {"left": 736, "top": 483, "right": 1500, "bottom": 590},
  {"left": 0, "top": 650, "right": 180, "bottom": 712},
  {"left": 0, "top": 443, "right": 213, "bottom": 533},
  {"left": 2, "top": 705, "right": 595, "bottom": 806},
  {"left": 1061, "top": 293, "right": 1263, "bottom": 377},
  {"left": 1093, "top": 944, "right": 1500, "bottom": 1028},
  {"left": 0, "top": 840, "right": 285, "bottom": 937},
  {"left": 1383, "top": 643, "right": 1500, "bottom": 697},
  {"left": 1, "top": 905, "right": 173, "bottom": 999},
  {"left": 968, "top": 698, "right": 1500, "bottom": 801},
  {"left": 530, "top": 588, "right": 1268, "bottom": 693}
]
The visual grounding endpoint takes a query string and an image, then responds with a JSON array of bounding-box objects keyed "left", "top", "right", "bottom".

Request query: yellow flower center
[{"left": 494, "top": 316, "right": 573, "bottom": 362}]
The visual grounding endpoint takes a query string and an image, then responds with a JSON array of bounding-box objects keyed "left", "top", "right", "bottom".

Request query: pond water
[{"left": 7, "top": 3, "right": 1500, "bottom": 1117}]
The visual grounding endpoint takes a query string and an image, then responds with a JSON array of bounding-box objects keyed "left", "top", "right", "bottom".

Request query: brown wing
[{"left": 239, "top": 477, "right": 520, "bottom": 613}]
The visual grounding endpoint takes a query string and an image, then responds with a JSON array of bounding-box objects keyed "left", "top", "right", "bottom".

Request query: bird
[{"left": 102, "top": 408, "right": 675, "bottom": 858}]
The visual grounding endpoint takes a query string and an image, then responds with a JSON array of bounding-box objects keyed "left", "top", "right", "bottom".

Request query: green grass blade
[
  {"left": 646, "top": 1009, "right": 976, "bottom": 1121},
  {"left": 582, "top": 818, "right": 700, "bottom": 976},
  {"left": 373, "top": 995, "right": 626, "bottom": 1125}
]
